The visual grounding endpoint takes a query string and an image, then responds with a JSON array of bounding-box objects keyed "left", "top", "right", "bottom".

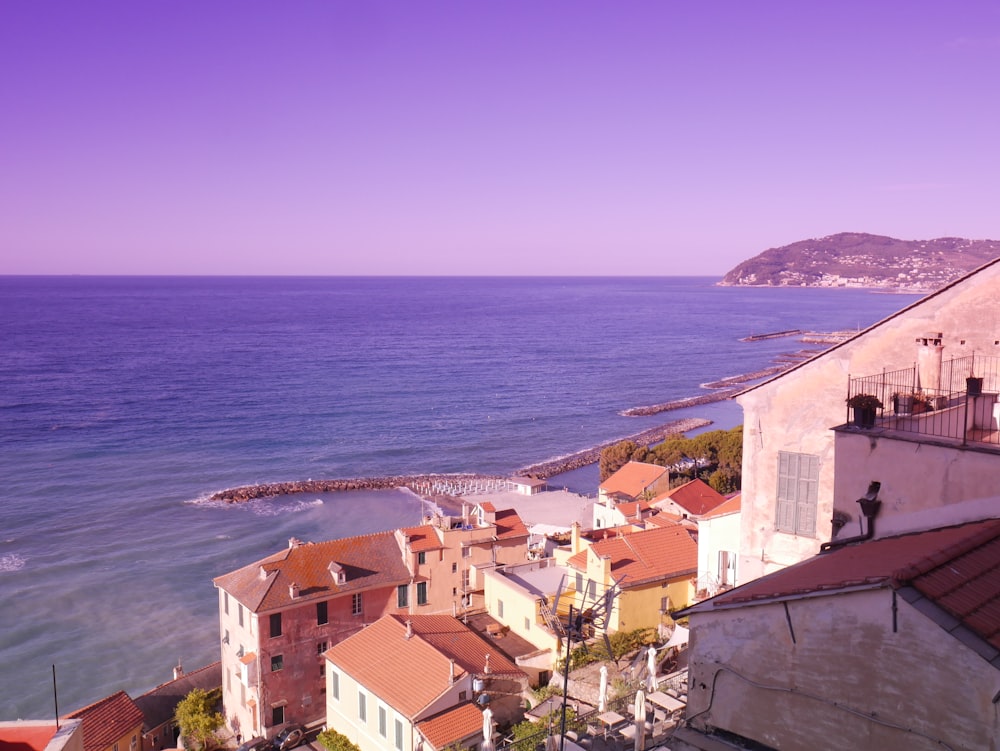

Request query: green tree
[
  {"left": 174, "top": 688, "right": 224, "bottom": 751},
  {"left": 317, "top": 729, "right": 361, "bottom": 751},
  {"left": 599, "top": 440, "right": 644, "bottom": 481}
]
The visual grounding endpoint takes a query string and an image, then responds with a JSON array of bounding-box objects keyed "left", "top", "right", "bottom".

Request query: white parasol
[
  {"left": 598, "top": 664, "right": 609, "bottom": 713},
  {"left": 646, "top": 645, "right": 658, "bottom": 691},
  {"left": 481, "top": 707, "right": 495, "bottom": 751},
  {"left": 633, "top": 688, "right": 647, "bottom": 751}
]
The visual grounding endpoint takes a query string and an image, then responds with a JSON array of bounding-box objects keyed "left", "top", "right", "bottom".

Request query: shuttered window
[{"left": 776, "top": 451, "right": 819, "bottom": 537}]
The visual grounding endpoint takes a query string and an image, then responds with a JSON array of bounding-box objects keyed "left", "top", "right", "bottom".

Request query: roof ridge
[{"left": 892, "top": 519, "right": 1000, "bottom": 584}]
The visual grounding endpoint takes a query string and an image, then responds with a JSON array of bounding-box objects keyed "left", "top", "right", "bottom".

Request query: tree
[
  {"left": 174, "top": 688, "right": 224, "bottom": 751},
  {"left": 317, "top": 729, "right": 361, "bottom": 751},
  {"left": 599, "top": 426, "right": 744, "bottom": 489},
  {"left": 599, "top": 440, "right": 643, "bottom": 481}
]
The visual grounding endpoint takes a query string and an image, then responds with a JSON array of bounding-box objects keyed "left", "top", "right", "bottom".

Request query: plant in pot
[{"left": 847, "top": 393, "right": 882, "bottom": 428}]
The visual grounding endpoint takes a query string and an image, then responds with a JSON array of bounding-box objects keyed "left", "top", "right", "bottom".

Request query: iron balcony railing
[{"left": 846, "top": 355, "right": 1000, "bottom": 447}]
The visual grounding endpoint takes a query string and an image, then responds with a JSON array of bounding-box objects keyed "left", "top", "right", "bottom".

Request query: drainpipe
[{"left": 820, "top": 482, "right": 881, "bottom": 552}]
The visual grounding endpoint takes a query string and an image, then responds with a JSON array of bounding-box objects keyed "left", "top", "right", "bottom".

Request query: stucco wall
[
  {"left": 695, "top": 511, "right": 740, "bottom": 590},
  {"left": 685, "top": 587, "right": 1000, "bottom": 750},
  {"left": 737, "top": 262, "right": 1000, "bottom": 583}
]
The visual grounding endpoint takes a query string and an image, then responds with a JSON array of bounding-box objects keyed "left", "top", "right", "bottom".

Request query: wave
[
  {"left": 249, "top": 498, "right": 324, "bottom": 517},
  {"left": 0, "top": 553, "right": 26, "bottom": 572}
]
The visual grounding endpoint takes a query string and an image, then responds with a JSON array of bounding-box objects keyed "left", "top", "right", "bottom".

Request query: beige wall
[
  {"left": 696, "top": 511, "right": 740, "bottom": 592},
  {"left": 737, "top": 262, "right": 1000, "bottom": 582},
  {"left": 482, "top": 568, "right": 560, "bottom": 656},
  {"left": 684, "top": 587, "right": 1000, "bottom": 750}
]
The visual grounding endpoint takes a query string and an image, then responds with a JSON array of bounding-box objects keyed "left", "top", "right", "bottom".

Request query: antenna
[{"left": 53, "top": 664, "right": 60, "bottom": 729}]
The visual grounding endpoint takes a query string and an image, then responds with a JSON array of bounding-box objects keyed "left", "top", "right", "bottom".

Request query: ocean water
[{"left": 0, "top": 276, "right": 920, "bottom": 719}]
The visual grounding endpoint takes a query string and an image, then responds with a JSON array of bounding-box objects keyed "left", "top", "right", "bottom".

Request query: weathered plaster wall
[
  {"left": 685, "top": 588, "right": 1000, "bottom": 750},
  {"left": 737, "top": 261, "right": 1000, "bottom": 582},
  {"left": 695, "top": 511, "right": 740, "bottom": 590},
  {"left": 833, "top": 431, "right": 1000, "bottom": 538}
]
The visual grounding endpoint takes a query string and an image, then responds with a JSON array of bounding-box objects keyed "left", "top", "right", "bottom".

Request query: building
[
  {"left": 0, "top": 720, "right": 83, "bottom": 751},
  {"left": 650, "top": 479, "right": 728, "bottom": 522},
  {"left": 690, "top": 493, "right": 741, "bottom": 597},
  {"left": 63, "top": 692, "right": 143, "bottom": 751},
  {"left": 134, "top": 662, "right": 221, "bottom": 751},
  {"left": 395, "top": 502, "right": 529, "bottom": 615},
  {"left": 736, "top": 257, "right": 1000, "bottom": 583},
  {"left": 594, "top": 462, "right": 670, "bottom": 529},
  {"left": 213, "top": 531, "right": 411, "bottom": 740},
  {"left": 510, "top": 476, "right": 548, "bottom": 496},
  {"left": 324, "top": 614, "right": 529, "bottom": 751},
  {"left": 674, "top": 518, "right": 1000, "bottom": 750}
]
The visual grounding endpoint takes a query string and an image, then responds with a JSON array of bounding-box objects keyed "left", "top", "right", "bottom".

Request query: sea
[{"left": 0, "top": 275, "right": 921, "bottom": 719}]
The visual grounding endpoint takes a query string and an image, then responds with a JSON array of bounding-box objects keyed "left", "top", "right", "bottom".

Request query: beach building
[
  {"left": 594, "top": 462, "right": 670, "bottom": 529},
  {"left": 213, "top": 531, "right": 411, "bottom": 741},
  {"left": 213, "top": 502, "right": 529, "bottom": 741},
  {"left": 324, "top": 614, "right": 528, "bottom": 751},
  {"left": 510, "top": 476, "right": 548, "bottom": 496},
  {"left": 0, "top": 720, "right": 83, "bottom": 751},
  {"left": 395, "top": 502, "right": 529, "bottom": 615},
  {"left": 63, "top": 691, "right": 143, "bottom": 751},
  {"left": 674, "top": 518, "right": 1000, "bottom": 750},
  {"left": 735, "top": 257, "right": 1000, "bottom": 584}
]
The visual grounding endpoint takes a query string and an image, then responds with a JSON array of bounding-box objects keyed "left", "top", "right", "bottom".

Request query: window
[
  {"left": 497, "top": 599, "right": 504, "bottom": 618},
  {"left": 398, "top": 584, "right": 409, "bottom": 608},
  {"left": 459, "top": 690, "right": 467, "bottom": 701},
  {"left": 416, "top": 581, "right": 428, "bottom": 606},
  {"left": 358, "top": 690, "right": 367, "bottom": 721},
  {"left": 776, "top": 451, "right": 820, "bottom": 537},
  {"left": 394, "top": 719, "right": 403, "bottom": 751},
  {"left": 451, "top": 562, "right": 457, "bottom": 573},
  {"left": 270, "top": 613, "right": 282, "bottom": 638},
  {"left": 352, "top": 593, "right": 363, "bottom": 616},
  {"left": 317, "top": 601, "right": 328, "bottom": 625},
  {"left": 271, "top": 654, "right": 283, "bottom": 672},
  {"left": 462, "top": 546, "right": 472, "bottom": 559},
  {"left": 272, "top": 706, "right": 284, "bottom": 726},
  {"left": 224, "top": 592, "right": 229, "bottom": 615},
  {"left": 379, "top": 706, "right": 388, "bottom": 737},
  {"left": 660, "top": 596, "right": 669, "bottom": 613},
  {"left": 331, "top": 670, "right": 340, "bottom": 700},
  {"left": 461, "top": 570, "right": 470, "bottom": 589},
  {"left": 417, "top": 551, "right": 426, "bottom": 565},
  {"left": 317, "top": 641, "right": 328, "bottom": 654},
  {"left": 524, "top": 617, "right": 531, "bottom": 631},
  {"left": 320, "top": 662, "right": 325, "bottom": 677},
  {"left": 238, "top": 604, "right": 244, "bottom": 627}
]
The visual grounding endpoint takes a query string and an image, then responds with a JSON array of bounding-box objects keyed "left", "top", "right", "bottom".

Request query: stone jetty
[{"left": 209, "top": 416, "right": 713, "bottom": 503}]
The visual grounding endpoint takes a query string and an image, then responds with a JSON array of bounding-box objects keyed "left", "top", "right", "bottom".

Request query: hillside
[{"left": 719, "top": 233, "right": 1000, "bottom": 292}]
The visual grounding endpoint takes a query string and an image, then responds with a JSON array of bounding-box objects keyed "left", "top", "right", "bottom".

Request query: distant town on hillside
[{"left": 720, "top": 232, "right": 1000, "bottom": 292}]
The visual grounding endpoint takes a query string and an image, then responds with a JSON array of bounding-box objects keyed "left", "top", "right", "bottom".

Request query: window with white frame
[
  {"left": 394, "top": 718, "right": 403, "bottom": 751},
  {"left": 416, "top": 581, "right": 428, "bottom": 605},
  {"left": 352, "top": 592, "right": 363, "bottom": 616},
  {"left": 331, "top": 669, "right": 340, "bottom": 700},
  {"left": 379, "top": 706, "right": 388, "bottom": 737},
  {"left": 776, "top": 451, "right": 820, "bottom": 537},
  {"left": 358, "top": 689, "right": 367, "bottom": 722}
]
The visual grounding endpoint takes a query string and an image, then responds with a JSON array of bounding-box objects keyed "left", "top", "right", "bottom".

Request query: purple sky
[{"left": 3, "top": 2, "right": 1000, "bottom": 276}]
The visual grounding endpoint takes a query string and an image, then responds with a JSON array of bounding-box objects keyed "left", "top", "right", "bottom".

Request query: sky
[{"left": 3, "top": 1, "right": 1000, "bottom": 276}]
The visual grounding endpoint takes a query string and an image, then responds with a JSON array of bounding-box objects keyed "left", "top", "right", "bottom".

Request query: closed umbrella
[
  {"left": 646, "top": 645, "right": 657, "bottom": 692},
  {"left": 482, "top": 707, "right": 495, "bottom": 751},
  {"left": 598, "top": 664, "right": 609, "bottom": 713},
  {"left": 633, "top": 689, "right": 647, "bottom": 751}
]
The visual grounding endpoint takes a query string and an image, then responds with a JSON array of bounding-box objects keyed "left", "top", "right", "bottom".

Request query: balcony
[{"left": 844, "top": 355, "right": 1000, "bottom": 448}]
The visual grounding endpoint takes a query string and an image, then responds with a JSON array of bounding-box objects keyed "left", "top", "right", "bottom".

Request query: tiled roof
[
  {"left": 213, "top": 531, "right": 409, "bottom": 613},
  {"left": 615, "top": 501, "right": 651, "bottom": 519},
  {"left": 582, "top": 525, "right": 640, "bottom": 541},
  {"left": 599, "top": 462, "right": 668, "bottom": 499},
  {"left": 494, "top": 508, "right": 529, "bottom": 541},
  {"left": 401, "top": 525, "right": 443, "bottom": 552},
  {"left": 134, "top": 662, "right": 221, "bottom": 731},
  {"left": 568, "top": 523, "right": 698, "bottom": 586},
  {"left": 64, "top": 691, "right": 143, "bottom": 751},
  {"left": 479, "top": 501, "right": 496, "bottom": 512},
  {"left": 655, "top": 479, "right": 728, "bottom": 516},
  {"left": 0, "top": 724, "right": 59, "bottom": 751},
  {"left": 702, "top": 493, "right": 741, "bottom": 519},
  {"left": 416, "top": 703, "right": 485, "bottom": 749},
  {"left": 688, "top": 519, "right": 1000, "bottom": 649},
  {"left": 325, "top": 614, "right": 525, "bottom": 718}
]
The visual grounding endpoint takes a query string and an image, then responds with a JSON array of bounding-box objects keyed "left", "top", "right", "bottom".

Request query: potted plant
[{"left": 847, "top": 393, "right": 882, "bottom": 428}]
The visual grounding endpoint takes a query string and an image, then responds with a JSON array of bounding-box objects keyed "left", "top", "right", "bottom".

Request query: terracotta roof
[
  {"left": 401, "top": 525, "right": 444, "bottom": 552},
  {"left": 582, "top": 525, "right": 640, "bottom": 541},
  {"left": 494, "top": 508, "right": 529, "bottom": 541},
  {"left": 64, "top": 691, "right": 143, "bottom": 751},
  {"left": 214, "top": 530, "right": 409, "bottom": 613},
  {"left": 615, "top": 501, "right": 651, "bottom": 520},
  {"left": 685, "top": 519, "right": 1000, "bottom": 649},
  {"left": 599, "top": 462, "right": 668, "bottom": 499},
  {"left": 0, "top": 724, "right": 59, "bottom": 751},
  {"left": 701, "top": 493, "right": 741, "bottom": 519},
  {"left": 568, "top": 523, "right": 698, "bottom": 586},
  {"left": 416, "top": 703, "right": 485, "bottom": 749},
  {"left": 325, "top": 614, "right": 525, "bottom": 719},
  {"left": 134, "top": 662, "right": 221, "bottom": 732},
  {"left": 479, "top": 501, "right": 496, "bottom": 512},
  {"left": 655, "top": 479, "right": 728, "bottom": 516}
]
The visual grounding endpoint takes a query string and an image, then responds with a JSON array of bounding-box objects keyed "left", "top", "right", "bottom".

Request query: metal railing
[{"left": 846, "top": 355, "right": 1000, "bottom": 447}]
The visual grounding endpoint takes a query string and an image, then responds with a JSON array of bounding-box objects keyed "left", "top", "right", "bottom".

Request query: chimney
[
  {"left": 289, "top": 582, "right": 300, "bottom": 599},
  {"left": 405, "top": 620, "right": 413, "bottom": 639},
  {"left": 917, "top": 332, "right": 944, "bottom": 392},
  {"left": 289, "top": 537, "right": 302, "bottom": 549},
  {"left": 571, "top": 522, "right": 581, "bottom": 553},
  {"left": 449, "top": 659, "right": 456, "bottom": 683},
  {"left": 173, "top": 661, "right": 184, "bottom": 681},
  {"left": 484, "top": 653, "right": 491, "bottom": 674}
]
